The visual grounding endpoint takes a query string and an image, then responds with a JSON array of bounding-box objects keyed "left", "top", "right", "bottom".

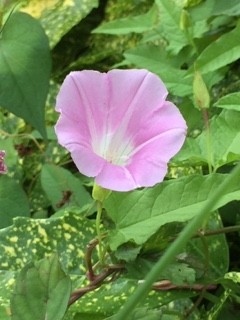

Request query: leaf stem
[{"left": 114, "top": 162, "right": 240, "bottom": 320}]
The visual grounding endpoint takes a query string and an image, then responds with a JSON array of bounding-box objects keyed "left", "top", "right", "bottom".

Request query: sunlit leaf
[
  {"left": 20, "top": 0, "right": 99, "bottom": 48},
  {"left": 0, "top": 210, "right": 95, "bottom": 274}
]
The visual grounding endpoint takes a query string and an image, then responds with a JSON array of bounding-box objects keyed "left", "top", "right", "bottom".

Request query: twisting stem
[{"left": 85, "top": 238, "right": 99, "bottom": 281}]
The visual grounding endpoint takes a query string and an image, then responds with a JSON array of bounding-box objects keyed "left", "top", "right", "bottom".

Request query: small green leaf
[
  {"left": 186, "top": 212, "right": 229, "bottom": 278},
  {"left": 93, "top": 5, "right": 158, "bottom": 34},
  {"left": 193, "top": 22, "right": 240, "bottom": 74},
  {"left": 155, "top": 0, "right": 188, "bottom": 54},
  {"left": 0, "top": 175, "right": 30, "bottom": 228},
  {"left": 105, "top": 173, "right": 240, "bottom": 250},
  {"left": 212, "top": 0, "right": 240, "bottom": 16},
  {"left": 176, "top": 109, "right": 240, "bottom": 168},
  {"left": 0, "top": 12, "right": 51, "bottom": 138},
  {"left": 41, "top": 164, "right": 92, "bottom": 211},
  {"left": 124, "top": 45, "right": 192, "bottom": 97},
  {"left": 214, "top": 92, "right": 240, "bottom": 111},
  {"left": 10, "top": 254, "right": 71, "bottom": 320}
]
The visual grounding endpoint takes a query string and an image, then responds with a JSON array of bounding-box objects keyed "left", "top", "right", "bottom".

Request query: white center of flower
[{"left": 93, "top": 132, "right": 134, "bottom": 166}]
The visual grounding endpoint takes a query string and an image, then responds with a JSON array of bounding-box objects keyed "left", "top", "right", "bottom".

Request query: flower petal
[
  {"left": 127, "top": 129, "right": 186, "bottom": 187},
  {"left": 95, "top": 163, "right": 138, "bottom": 191}
]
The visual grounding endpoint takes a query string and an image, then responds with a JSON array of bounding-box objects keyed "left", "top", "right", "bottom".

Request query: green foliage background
[{"left": 0, "top": 0, "right": 240, "bottom": 319}]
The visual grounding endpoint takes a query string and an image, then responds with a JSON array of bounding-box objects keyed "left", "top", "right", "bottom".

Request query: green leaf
[
  {"left": 212, "top": 0, "right": 240, "bottom": 16},
  {"left": 67, "top": 278, "right": 195, "bottom": 319},
  {"left": 124, "top": 45, "right": 192, "bottom": 97},
  {"left": 0, "top": 175, "right": 30, "bottom": 228},
  {"left": 104, "top": 173, "right": 240, "bottom": 250},
  {"left": 0, "top": 12, "right": 51, "bottom": 138},
  {"left": 0, "top": 270, "right": 15, "bottom": 320},
  {"left": 155, "top": 0, "right": 188, "bottom": 54},
  {"left": 41, "top": 164, "right": 92, "bottom": 211},
  {"left": 214, "top": 92, "right": 240, "bottom": 111},
  {"left": 205, "top": 289, "right": 231, "bottom": 320},
  {"left": 186, "top": 212, "right": 229, "bottom": 278},
  {"left": 10, "top": 254, "right": 71, "bottom": 320},
  {"left": 161, "top": 263, "right": 196, "bottom": 285},
  {"left": 0, "top": 210, "right": 95, "bottom": 274},
  {"left": 93, "top": 5, "right": 158, "bottom": 34},
  {"left": 20, "top": 0, "right": 99, "bottom": 48},
  {"left": 176, "top": 110, "right": 240, "bottom": 168},
  {"left": 193, "top": 22, "right": 240, "bottom": 74}
]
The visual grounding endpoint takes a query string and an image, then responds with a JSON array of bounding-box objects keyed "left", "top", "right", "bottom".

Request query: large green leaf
[
  {"left": 104, "top": 173, "right": 240, "bottom": 250},
  {"left": 0, "top": 12, "right": 51, "bottom": 138},
  {"left": 0, "top": 175, "right": 30, "bottom": 228},
  {"left": 10, "top": 254, "right": 71, "bottom": 320},
  {"left": 20, "top": 0, "right": 99, "bottom": 48},
  {"left": 193, "top": 22, "right": 240, "bottom": 74},
  {"left": 0, "top": 210, "right": 95, "bottom": 274},
  {"left": 41, "top": 164, "right": 92, "bottom": 211}
]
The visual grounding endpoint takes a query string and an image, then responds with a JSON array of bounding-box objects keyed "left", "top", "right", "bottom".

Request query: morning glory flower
[
  {"left": 55, "top": 69, "right": 187, "bottom": 191},
  {"left": 0, "top": 150, "right": 7, "bottom": 174}
]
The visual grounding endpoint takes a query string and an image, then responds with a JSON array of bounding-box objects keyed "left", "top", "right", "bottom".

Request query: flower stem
[
  {"left": 114, "top": 162, "right": 240, "bottom": 320},
  {"left": 202, "top": 109, "right": 213, "bottom": 174},
  {"left": 96, "top": 200, "right": 104, "bottom": 265}
]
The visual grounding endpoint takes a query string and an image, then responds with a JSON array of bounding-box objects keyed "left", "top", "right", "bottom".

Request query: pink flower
[
  {"left": 0, "top": 150, "right": 7, "bottom": 174},
  {"left": 55, "top": 69, "right": 187, "bottom": 191}
]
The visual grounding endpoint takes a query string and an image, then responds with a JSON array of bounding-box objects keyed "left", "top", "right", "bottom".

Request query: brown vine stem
[
  {"left": 151, "top": 279, "right": 216, "bottom": 292},
  {"left": 85, "top": 238, "right": 99, "bottom": 281},
  {"left": 194, "top": 225, "right": 240, "bottom": 238},
  {"left": 68, "top": 264, "right": 125, "bottom": 306}
]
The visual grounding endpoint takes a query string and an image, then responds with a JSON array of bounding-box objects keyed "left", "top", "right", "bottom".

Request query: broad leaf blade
[
  {"left": 105, "top": 174, "right": 240, "bottom": 250},
  {"left": 0, "top": 12, "right": 51, "bottom": 138},
  {"left": 10, "top": 254, "right": 71, "bottom": 320}
]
